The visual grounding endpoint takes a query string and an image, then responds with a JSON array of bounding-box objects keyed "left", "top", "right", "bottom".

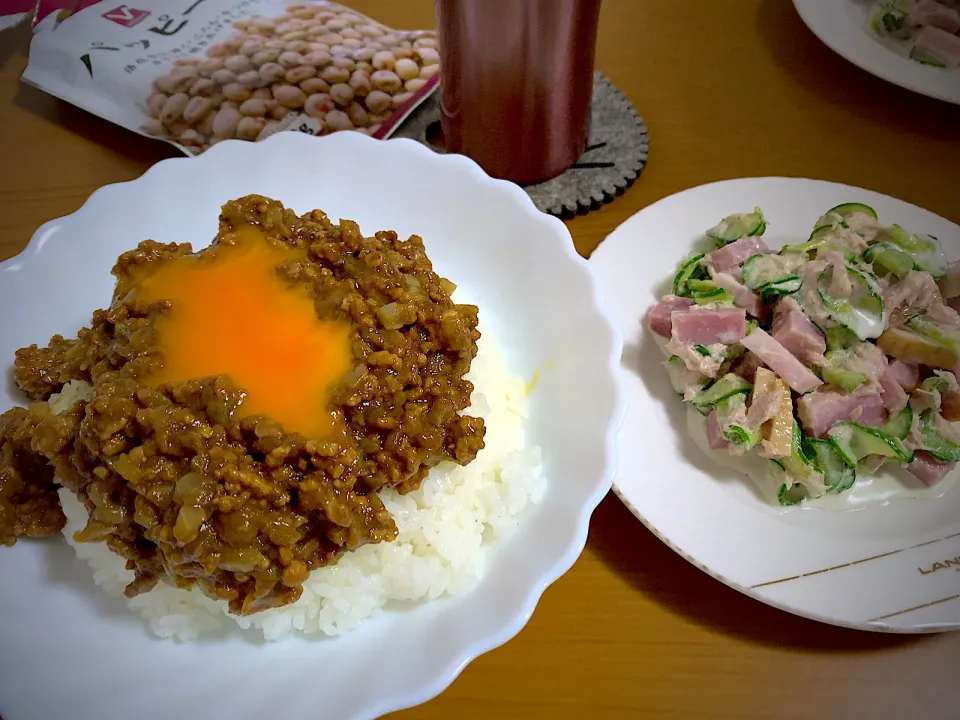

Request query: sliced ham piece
[
  {"left": 771, "top": 297, "right": 826, "bottom": 364},
  {"left": 879, "top": 366, "right": 910, "bottom": 414},
  {"left": 909, "top": 0, "right": 960, "bottom": 34},
  {"left": 907, "top": 451, "right": 956, "bottom": 487},
  {"left": 706, "top": 409, "right": 729, "bottom": 450},
  {"left": 706, "top": 236, "right": 770, "bottom": 273},
  {"left": 740, "top": 328, "right": 823, "bottom": 394},
  {"left": 797, "top": 384, "right": 885, "bottom": 437},
  {"left": 888, "top": 359, "right": 920, "bottom": 392},
  {"left": 713, "top": 272, "right": 766, "bottom": 319},
  {"left": 671, "top": 307, "right": 746, "bottom": 345},
  {"left": 648, "top": 295, "right": 694, "bottom": 338},
  {"left": 913, "top": 25, "right": 960, "bottom": 68}
]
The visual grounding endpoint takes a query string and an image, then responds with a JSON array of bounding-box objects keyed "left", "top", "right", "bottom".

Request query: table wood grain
[{"left": 1, "top": 2, "right": 959, "bottom": 718}]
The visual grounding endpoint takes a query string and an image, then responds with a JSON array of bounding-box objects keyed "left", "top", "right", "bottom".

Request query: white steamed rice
[{"left": 53, "top": 329, "right": 545, "bottom": 641}]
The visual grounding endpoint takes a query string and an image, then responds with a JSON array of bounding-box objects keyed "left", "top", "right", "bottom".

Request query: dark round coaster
[{"left": 389, "top": 71, "right": 649, "bottom": 218}]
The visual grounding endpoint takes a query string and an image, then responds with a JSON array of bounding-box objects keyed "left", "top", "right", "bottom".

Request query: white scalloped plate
[
  {"left": 0, "top": 131, "right": 623, "bottom": 720},
  {"left": 591, "top": 177, "right": 960, "bottom": 633},
  {"left": 793, "top": 0, "right": 960, "bottom": 105}
]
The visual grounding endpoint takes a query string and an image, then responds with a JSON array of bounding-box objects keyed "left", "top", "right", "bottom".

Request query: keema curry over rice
[{"left": 0, "top": 194, "right": 486, "bottom": 616}]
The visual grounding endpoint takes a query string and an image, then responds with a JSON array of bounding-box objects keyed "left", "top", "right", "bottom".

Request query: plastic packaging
[{"left": 21, "top": 0, "right": 439, "bottom": 154}]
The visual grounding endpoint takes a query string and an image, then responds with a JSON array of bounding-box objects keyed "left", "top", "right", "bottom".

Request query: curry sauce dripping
[{"left": 137, "top": 226, "right": 350, "bottom": 440}]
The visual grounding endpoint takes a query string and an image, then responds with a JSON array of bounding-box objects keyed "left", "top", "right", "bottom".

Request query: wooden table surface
[{"left": 2, "top": 1, "right": 960, "bottom": 718}]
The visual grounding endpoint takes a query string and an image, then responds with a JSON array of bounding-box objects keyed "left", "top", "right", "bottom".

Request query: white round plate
[
  {"left": 0, "top": 131, "right": 623, "bottom": 719},
  {"left": 591, "top": 177, "right": 960, "bottom": 633},
  {"left": 793, "top": 0, "right": 960, "bottom": 105}
]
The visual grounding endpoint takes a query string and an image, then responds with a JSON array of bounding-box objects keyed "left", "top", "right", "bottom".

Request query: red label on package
[{"left": 101, "top": 5, "right": 150, "bottom": 27}]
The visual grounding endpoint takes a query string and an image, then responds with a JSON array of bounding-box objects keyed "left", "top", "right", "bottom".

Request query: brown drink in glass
[{"left": 434, "top": 0, "right": 603, "bottom": 184}]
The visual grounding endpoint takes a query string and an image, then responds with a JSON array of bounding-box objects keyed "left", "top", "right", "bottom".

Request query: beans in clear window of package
[{"left": 22, "top": 0, "right": 440, "bottom": 153}]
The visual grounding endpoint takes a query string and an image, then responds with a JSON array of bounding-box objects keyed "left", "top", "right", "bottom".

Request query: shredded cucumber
[
  {"left": 917, "top": 411, "right": 960, "bottom": 463},
  {"left": 686, "top": 279, "right": 715, "bottom": 293},
  {"left": 694, "top": 290, "right": 735, "bottom": 305},
  {"left": 770, "top": 460, "right": 808, "bottom": 506},
  {"left": 910, "top": 44, "right": 949, "bottom": 68},
  {"left": 673, "top": 253, "right": 708, "bottom": 297},
  {"left": 780, "top": 420, "right": 825, "bottom": 495},
  {"left": 883, "top": 225, "right": 947, "bottom": 279},
  {"left": 827, "top": 422, "right": 912, "bottom": 466},
  {"left": 821, "top": 366, "right": 865, "bottom": 392},
  {"left": 687, "top": 279, "right": 735, "bottom": 305},
  {"left": 814, "top": 202, "right": 869, "bottom": 231},
  {"left": 759, "top": 277, "right": 802, "bottom": 303},
  {"left": 716, "top": 395, "right": 762, "bottom": 450},
  {"left": 817, "top": 265, "right": 885, "bottom": 341},
  {"left": 825, "top": 203, "right": 878, "bottom": 221},
  {"left": 742, "top": 254, "right": 800, "bottom": 290},
  {"left": 783, "top": 220, "right": 863, "bottom": 259},
  {"left": 725, "top": 425, "right": 761, "bottom": 448},
  {"left": 768, "top": 421, "right": 832, "bottom": 505},
  {"left": 777, "top": 481, "right": 807, "bottom": 506},
  {"left": 882, "top": 405, "right": 912, "bottom": 441},
  {"left": 824, "top": 325, "right": 859, "bottom": 352},
  {"left": 741, "top": 255, "right": 767, "bottom": 289},
  {"left": 921, "top": 373, "right": 956, "bottom": 395},
  {"left": 691, "top": 373, "right": 751, "bottom": 411},
  {"left": 819, "top": 350, "right": 866, "bottom": 392},
  {"left": 781, "top": 225, "right": 837, "bottom": 256},
  {"left": 706, "top": 207, "right": 767, "bottom": 247},
  {"left": 871, "top": 4, "right": 909, "bottom": 38},
  {"left": 804, "top": 438, "right": 856, "bottom": 493},
  {"left": 864, "top": 242, "right": 917, "bottom": 279}
]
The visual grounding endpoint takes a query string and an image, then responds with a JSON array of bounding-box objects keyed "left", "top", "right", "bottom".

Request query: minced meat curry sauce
[{"left": 0, "top": 195, "right": 486, "bottom": 615}]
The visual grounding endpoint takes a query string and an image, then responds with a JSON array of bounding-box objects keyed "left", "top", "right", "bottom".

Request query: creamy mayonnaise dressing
[
  {"left": 656, "top": 327, "right": 958, "bottom": 511},
  {"left": 686, "top": 405, "right": 960, "bottom": 512}
]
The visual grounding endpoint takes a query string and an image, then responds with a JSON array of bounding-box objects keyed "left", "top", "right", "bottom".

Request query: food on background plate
[
  {"left": 21, "top": 1, "right": 439, "bottom": 155},
  {"left": 870, "top": 0, "right": 960, "bottom": 68},
  {"left": 648, "top": 201, "right": 960, "bottom": 506},
  {"left": 0, "top": 195, "right": 545, "bottom": 640}
]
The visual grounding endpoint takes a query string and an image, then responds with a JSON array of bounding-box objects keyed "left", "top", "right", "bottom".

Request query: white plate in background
[
  {"left": 592, "top": 177, "right": 960, "bottom": 633},
  {"left": 793, "top": 0, "right": 960, "bottom": 105}
]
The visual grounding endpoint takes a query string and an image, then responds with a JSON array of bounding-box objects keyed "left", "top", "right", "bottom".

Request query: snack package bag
[{"left": 22, "top": 0, "right": 439, "bottom": 153}]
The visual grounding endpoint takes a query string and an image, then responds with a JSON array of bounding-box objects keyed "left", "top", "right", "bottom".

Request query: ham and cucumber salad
[
  {"left": 871, "top": 0, "right": 960, "bottom": 68},
  {"left": 648, "top": 202, "right": 960, "bottom": 506}
]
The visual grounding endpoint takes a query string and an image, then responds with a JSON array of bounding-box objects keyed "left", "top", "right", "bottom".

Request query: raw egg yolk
[{"left": 137, "top": 226, "right": 350, "bottom": 440}]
